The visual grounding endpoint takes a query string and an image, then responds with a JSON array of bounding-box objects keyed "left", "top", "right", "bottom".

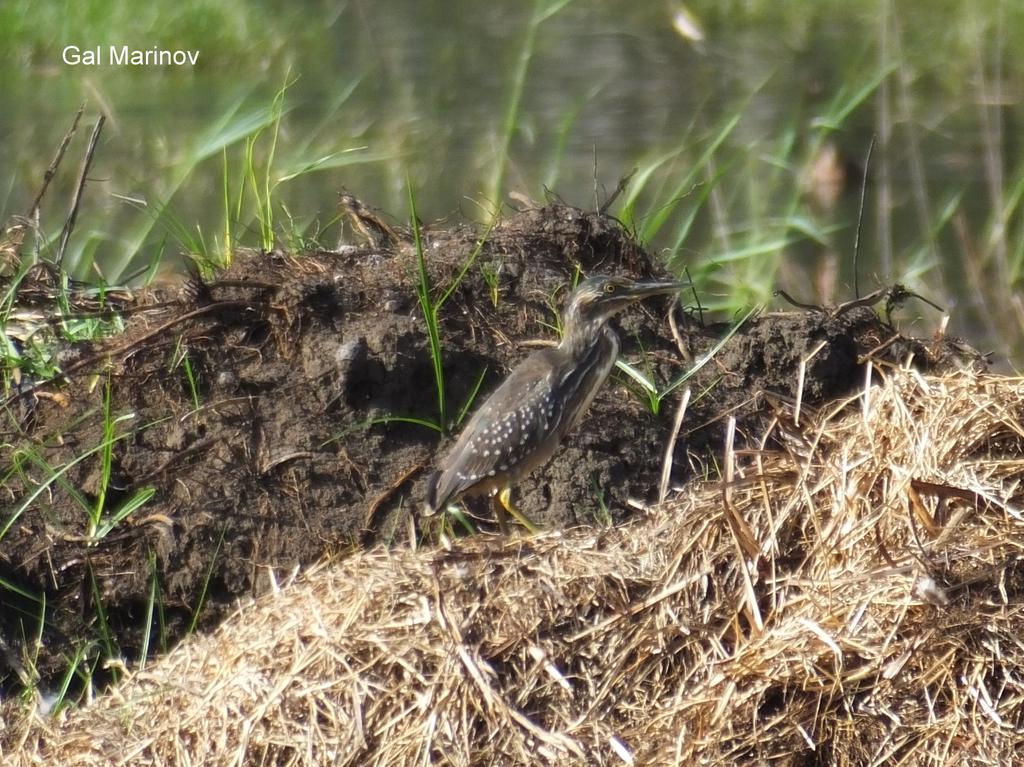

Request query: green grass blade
[
  {"left": 408, "top": 178, "right": 447, "bottom": 431},
  {"left": 455, "top": 367, "right": 489, "bottom": 428},
  {"left": 660, "top": 306, "right": 757, "bottom": 399},
  {"left": 188, "top": 525, "right": 226, "bottom": 635},
  {"left": 488, "top": 0, "right": 576, "bottom": 208}
]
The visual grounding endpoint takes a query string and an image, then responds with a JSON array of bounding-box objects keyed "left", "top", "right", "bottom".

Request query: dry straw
[{"left": 5, "top": 367, "right": 1024, "bottom": 765}]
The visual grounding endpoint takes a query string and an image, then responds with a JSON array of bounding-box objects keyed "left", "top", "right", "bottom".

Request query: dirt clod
[{"left": 0, "top": 202, "right": 982, "bottom": 693}]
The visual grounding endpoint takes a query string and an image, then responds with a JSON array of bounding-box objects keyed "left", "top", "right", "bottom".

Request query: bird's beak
[{"left": 624, "top": 280, "right": 687, "bottom": 301}]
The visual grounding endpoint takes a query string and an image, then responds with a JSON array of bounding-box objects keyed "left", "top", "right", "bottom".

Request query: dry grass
[{"left": 5, "top": 366, "right": 1024, "bottom": 765}]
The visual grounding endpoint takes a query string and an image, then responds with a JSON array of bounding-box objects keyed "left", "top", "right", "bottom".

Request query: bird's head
[
  {"left": 558, "top": 275, "right": 685, "bottom": 355},
  {"left": 564, "top": 275, "right": 685, "bottom": 327}
]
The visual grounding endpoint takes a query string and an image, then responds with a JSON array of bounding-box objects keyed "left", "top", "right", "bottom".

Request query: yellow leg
[
  {"left": 498, "top": 487, "right": 540, "bottom": 535},
  {"left": 490, "top": 494, "right": 510, "bottom": 536}
]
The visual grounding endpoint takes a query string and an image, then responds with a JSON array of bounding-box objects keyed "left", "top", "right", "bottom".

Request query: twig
[
  {"left": 362, "top": 463, "right": 425, "bottom": 535},
  {"left": 795, "top": 340, "right": 827, "bottom": 427},
  {"left": 853, "top": 136, "right": 876, "bottom": 298},
  {"left": 667, "top": 299, "right": 691, "bottom": 362},
  {"left": 658, "top": 388, "right": 690, "bottom": 504},
  {"left": 1, "top": 300, "right": 259, "bottom": 409},
  {"left": 773, "top": 288, "right": 822, "bottom": 312},
  {"left": 721, "top": 417, "right": 759, "bottom": 563},
  {"left": 28, "top": 299, "right": 187, "bottom": 324},
  {"left": 722, "top": 416, "right": 763, "bottom": 634},
  {"left": 57, "top": 115, "right": 105, "bottom": 266},
  {"left": 684, "top": 265, "right": 704, "bottom": 325},
  {"left": 26, "top": 105, "right": 84, "bottom": 219},
  {"left": 599, "top": 168, "right": 637, "bottom": 215}
]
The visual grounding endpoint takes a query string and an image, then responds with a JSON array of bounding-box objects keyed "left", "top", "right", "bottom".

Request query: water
[{"left": 1, "top": 1, "right": 1021, "bottom": 360}]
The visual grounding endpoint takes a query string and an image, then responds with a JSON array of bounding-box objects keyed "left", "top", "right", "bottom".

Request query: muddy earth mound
[{"left": 0, "top": 202, "right": 982, "bottom": 693}]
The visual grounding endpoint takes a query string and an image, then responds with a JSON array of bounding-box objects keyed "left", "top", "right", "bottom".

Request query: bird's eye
[{"left": 604, "top": 282, "right": 617, "bottom": 294}]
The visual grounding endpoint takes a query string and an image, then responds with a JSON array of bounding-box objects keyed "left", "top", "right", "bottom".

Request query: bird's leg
[
  {"left": 498, "top": 487, "right": 540, "bottom": 535},
  {"left": 490, "top": 492, "right": 511, "bottom": 536}
]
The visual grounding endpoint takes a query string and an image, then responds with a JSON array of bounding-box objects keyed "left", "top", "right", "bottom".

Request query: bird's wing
[
  {"left": 430, "top": 352, "right": 561, "bottom": 510},
  {"left": 430, "top": 335, "right": 617, "bottom": 512}
]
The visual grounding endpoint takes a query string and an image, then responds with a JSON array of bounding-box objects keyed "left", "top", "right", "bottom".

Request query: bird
[
  {"left": 338, "top": 192, "right": 403, "bottom": 249},
  {"left": 424, "top": 274, "right": 685, "bottom": 534}
]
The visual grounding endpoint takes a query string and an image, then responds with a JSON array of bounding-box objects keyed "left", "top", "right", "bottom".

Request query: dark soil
[{"left": 0, "top": 201, "right": 984, "bottom": 694}]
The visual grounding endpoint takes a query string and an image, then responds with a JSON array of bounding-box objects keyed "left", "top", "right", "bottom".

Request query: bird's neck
[{"left": 559, "top": 315, "right": 616, "bottom": 359}]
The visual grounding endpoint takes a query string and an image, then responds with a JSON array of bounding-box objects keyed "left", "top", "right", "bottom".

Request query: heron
[{"left": 424, "top": 274, "right": 685, "bottom": 534}]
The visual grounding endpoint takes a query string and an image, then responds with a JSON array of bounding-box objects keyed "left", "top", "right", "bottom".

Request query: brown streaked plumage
[
  {"left": 425, "top": 275, "right": 684, "bottom": 533},
  {"left": 338, "top": 192, "right": 402, "bottom": 249}
]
